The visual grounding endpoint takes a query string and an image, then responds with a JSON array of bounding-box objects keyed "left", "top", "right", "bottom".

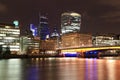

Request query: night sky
[{"left": 0, "top": 0, "right": 120, "bottom": 34}]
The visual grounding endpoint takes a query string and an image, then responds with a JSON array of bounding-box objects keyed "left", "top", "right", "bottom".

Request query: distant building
[
  {"left": 29, "top": 14, "right": 50, "bottom": 40},
  {"left": 13, "top": 20, "right": 19, "bottom": 28},
  {"left": 61, "top": 12, "right": 81, "bottom": 34},
  {"left": 92, "top": 34, "right": 120, "bottom": 46},
  {"left": 38, "top": 15, "right": 50, "bottom": 40},
  {"left": 20, "top": 36, "right": 39, "bottom": 54},
  {"left": 0, "top": 23, "right": 20, "bottom": 54},
  {"left": 30, "top": 24, "right": 38, "bottom": 36},
  {"left": 51, "top": 27, "right": 59, "bottom": 38},
  {"left": 61, "top": 33, "right": 92, "bottom": 49},
  {"left": 40, "top": 39, "right": 57, "bottom": 54}
]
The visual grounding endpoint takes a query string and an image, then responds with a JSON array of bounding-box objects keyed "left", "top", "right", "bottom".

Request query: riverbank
[
  {"left": 0, "top": 54, "right": 64, "bottom": 59},
  {"left": 0, "top": 54, "right": 120, "bottom": 59}
]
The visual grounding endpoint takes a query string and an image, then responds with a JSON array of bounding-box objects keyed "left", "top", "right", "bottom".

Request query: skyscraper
[
  {"left": 61, "top": 12, "right": 81, "bottom": 34},
  {"left": 38, "top": 14, "right": 50, "bottom": 40}
]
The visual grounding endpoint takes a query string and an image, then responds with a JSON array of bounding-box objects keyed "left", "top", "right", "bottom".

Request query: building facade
[
  {"left": 40, "top": 39, "right": 57, "bottom": 54},
  {"left": 61, "top": 12, "right": 81, "bottom": 34},
  {"left": 20, "top": 36, "right": 39, "bottom": 54},
  {"left": 61, "top": 33, "right": 92, "bottom": 49},
  {"left": 92, "top": 34, "right": 120, "bottom": 46},
  {"left": 0, "top": 23, "right": 20, "bottom": 54}
]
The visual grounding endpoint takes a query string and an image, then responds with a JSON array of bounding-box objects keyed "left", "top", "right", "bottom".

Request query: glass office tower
[{"left": 61, "top": 12, "right": 81, "bottom": 34}]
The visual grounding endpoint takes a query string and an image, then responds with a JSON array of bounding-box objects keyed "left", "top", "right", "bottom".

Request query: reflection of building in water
[
  {"left": 92, "top": 34, "right": 120, "bottom": 46},
  {"left": 61, "top": 12, "right": 81, "bottom": 34},
  {"left": 61, "top": 33, "right": 92, "bottom": 48},
  {"left": 0, "top": 23, "right": 20, "bottom": 54}
]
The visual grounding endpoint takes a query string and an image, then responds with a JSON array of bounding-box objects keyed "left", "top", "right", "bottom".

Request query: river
[{"left": 0, "top": 57, "right": 120, "bottom": 80}]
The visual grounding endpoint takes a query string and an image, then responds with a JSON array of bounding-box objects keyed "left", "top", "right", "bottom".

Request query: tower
[
  {"left": 61, "top": 12, "right": 81, "bottom": 34},
  {"left": 51, "top": 27, "right": 59, "bottom": 38},
  {"left": 39, "top": 14, "right": 50, "bottom": 40}
]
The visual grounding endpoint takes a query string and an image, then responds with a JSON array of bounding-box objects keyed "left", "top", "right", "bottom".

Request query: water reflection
[
  {"left": 0, "top": 58, "right": 120, "bottom": 80},
  {"left": 85, "top": 59, "right": 98, "bottom": 80},
  {"left": 0, "top": 59, "right": 22, "bottom": 80},
  {"left": 107, "top": 60, "right": 116, "bottom": 80}
]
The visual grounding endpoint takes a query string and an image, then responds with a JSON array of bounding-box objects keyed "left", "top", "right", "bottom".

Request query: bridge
[{"left": 59, "top": 45, "right": 120, "bottom": 57}]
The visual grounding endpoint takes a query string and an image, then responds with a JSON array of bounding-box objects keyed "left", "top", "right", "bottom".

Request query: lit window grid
[
  {"left": 61, "top": 12, "right": 81, "bottom": 34},
  {"left": 0, "top": 26, "right": 20, "bottom": 52},
  {"left": 61, "top": 33, "right": 92, "bottom": 48},
  {"left": 93, "top": 36, "right": 120, "bottom": 46}
]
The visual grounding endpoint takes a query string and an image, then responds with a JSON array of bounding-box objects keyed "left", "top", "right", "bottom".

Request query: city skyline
[{"left": 0, "top": 0, "right": 120, "bottom": 34}]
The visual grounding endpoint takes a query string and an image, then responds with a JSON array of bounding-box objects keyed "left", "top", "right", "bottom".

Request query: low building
[
  {"left": 20, "top": 36, "right": 40, "bottom": 54},
  {"left": 40, "top": 39, "right": 57, "bottom": 54},
  {"left": 61, "top": 32, "right": 92, "bottom": 49},
  {"left": 92, "top": 34, "right": 120, "bottom": 46}
]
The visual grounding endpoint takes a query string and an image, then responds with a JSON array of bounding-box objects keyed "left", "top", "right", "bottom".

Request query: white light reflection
[
  {"left": 106, "top": 60, "right": 116, "bottom": 80},
  {"left": 0, "top": 59, "right": 22, "bottom": 80},
  {"left": 57, "top": 58, "right": 79, "bottom": 80},
  {"left": 97, "top": 59, "right": 105, "bottom": 80}
]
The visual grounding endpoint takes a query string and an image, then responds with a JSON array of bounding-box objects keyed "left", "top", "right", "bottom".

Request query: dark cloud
[
  {"left": 98, "top": 0, "right": 120, "bottom": 7},
  {"left": 93, "top": 0, "right": 120, "bottom": 22},
  {"left": 0, "top": 2, "right": 7, "bottom": 13}
]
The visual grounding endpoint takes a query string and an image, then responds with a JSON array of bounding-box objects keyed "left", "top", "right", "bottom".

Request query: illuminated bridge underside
[{"left": 61, "top": 46, "right": 120, "bottom": 53}]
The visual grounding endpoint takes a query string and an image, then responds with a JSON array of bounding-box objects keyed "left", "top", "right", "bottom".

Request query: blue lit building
[
  {"left": 29, "top": 15, "right": 50, "bottom": 40},
  {"left": 39, "top": 15, "right": 50, "bottom": 40},
  {"left": 30, "top": 24, "right": 38, "bottom": 36}
]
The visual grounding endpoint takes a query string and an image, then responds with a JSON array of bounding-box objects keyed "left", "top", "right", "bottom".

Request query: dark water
[{"left": 0, "top": 57, "right": 120, "bottom": 80}]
